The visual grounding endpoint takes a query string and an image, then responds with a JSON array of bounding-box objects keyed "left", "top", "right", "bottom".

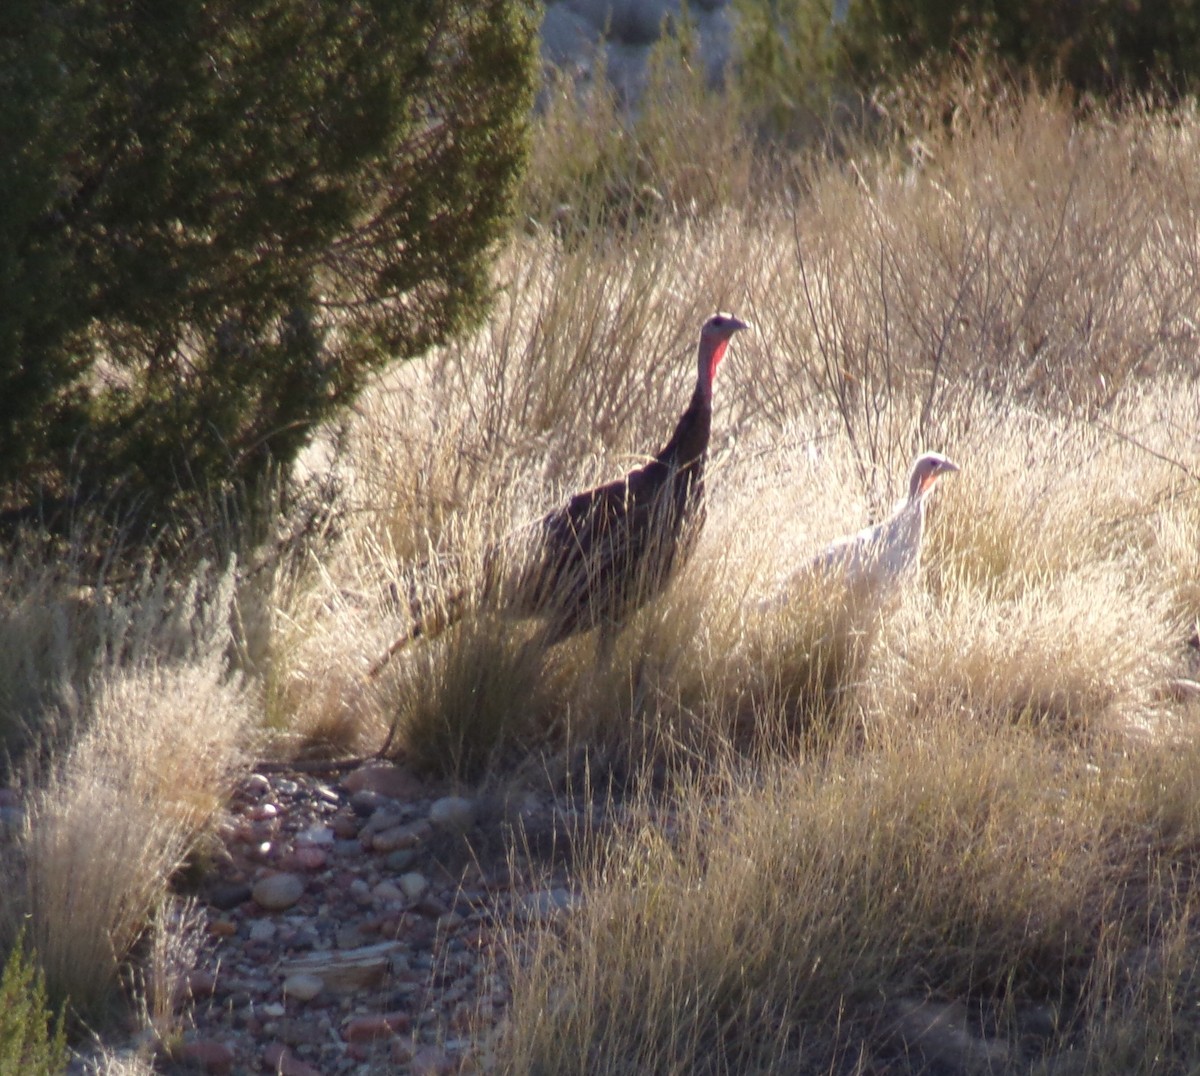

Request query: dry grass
[
  {"left": 487, "top": 726, "right": 1200, "bottom": 1075},
  {"left": 8, "top": 59, "right": 1200, "bottom": 1067},
  {"left": 4, "top": 561, "right": 251, "bottom": 1023},
  {"left": 17, "top": 657, "right": 249, "bottom": 1020}
]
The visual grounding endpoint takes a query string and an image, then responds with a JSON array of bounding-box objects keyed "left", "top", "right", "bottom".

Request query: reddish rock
[
  {"left": 208, "top": 918, "right": 238, "bottom": 938},
  {"left": 342, "top": 1010, "right": 412, "bottom": 1042},
  {"left": 179, "top": 1037, "right": 235, "bottom": 1073},
  {"left": 341, "top": 761, "right": 423, "bottom": 800},
  {"left": 370, "top": 824, "right": 425, "bottom": 853},
  {"left": 288, "top": 846, "right": 327, "bottom": 870},
  {"left": 179, "top": 969, "right": 217, "bottom": 1001}
]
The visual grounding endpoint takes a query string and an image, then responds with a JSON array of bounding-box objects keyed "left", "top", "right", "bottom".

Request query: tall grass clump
[
  {"left": 4, "top": 555, "right": 252, "bottom": 1023},
  {"left": 15, "top": 657, "right": 250, "bottom": 1022},
  {"left": 749, "top": 76, "right": 1200, "bottom": 449},
  {"left": 488, "top": 728, "right": 1200, "bottom": 1075},
  {"left": 287, "top": 75, "right": 1200, "bottom": 784}
]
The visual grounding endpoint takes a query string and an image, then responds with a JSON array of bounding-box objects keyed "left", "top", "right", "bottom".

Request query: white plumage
[{"left": 813, "top": 451, "right": 959, "bottom": 597}]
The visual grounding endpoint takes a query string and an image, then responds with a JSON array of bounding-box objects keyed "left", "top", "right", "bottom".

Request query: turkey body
[
  {"left": 506, "top": 385, "right": 713, "bottom": 647},
  {"left": 814, "top": 451, "right": 959, "bottom": 601},
  {"left": 370, "top": 313, "right": 748, "bottom": 675}
]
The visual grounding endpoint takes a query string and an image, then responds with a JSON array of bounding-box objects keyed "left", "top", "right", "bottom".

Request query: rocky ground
[
  {"left": 16, "top": 733, "right": 1173, "bottom": 1075},
  {"left": 70, "top": 759, "right": 597, "bottom": 1076}
]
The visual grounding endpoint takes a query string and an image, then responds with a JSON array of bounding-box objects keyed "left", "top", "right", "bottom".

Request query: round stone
[
  {"left": 248, "top": 919, "right": 277, "bottom": 943},
  {"left": 398, "top": 872, "right": 429, "bottom": 901},
  {"left": 251, "top": 872, "right": 305, "bottom": 911},
  {"left": 428, "top": 796, "right": 476, "bottom": 832},
  {"left": 371, "top": 824, "right": 423, "bottom": 853}
]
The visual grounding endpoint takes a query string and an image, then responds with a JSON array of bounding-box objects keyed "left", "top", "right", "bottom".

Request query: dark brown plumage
[{"left": 369, "top": 313, "right": 748, "bottom": 676}]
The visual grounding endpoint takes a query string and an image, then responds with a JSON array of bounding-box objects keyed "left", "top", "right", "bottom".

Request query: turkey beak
[
  {"left": 728, "top": 317, "right": 751, "bottom": 336},
  {"left": 938, "top": 458, "right": 960, "bottom": 475}
]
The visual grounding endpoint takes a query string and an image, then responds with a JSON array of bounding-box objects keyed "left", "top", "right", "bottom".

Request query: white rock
[
  {"left": 251, "top": 872, "right": 305, "bottom": 911},
  {"left": 282, "top": 972, "right": 324, "bottom": 1002},
  {"left": 429, "top": 796, "right": 476, "bottom": 832},
  {"left": 296, "top": 823, "right": 335, "bottom": 846},
  {"left": 372, "top": 881, "right": 405, "bottom": 905},
  {"left": 398, "top": 872, "right": 429, "bottom": 900}
]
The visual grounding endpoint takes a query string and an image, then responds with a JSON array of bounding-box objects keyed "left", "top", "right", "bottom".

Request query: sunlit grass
[{"left": 7, "top": 57, "right": 1200, "bottom": 1068}]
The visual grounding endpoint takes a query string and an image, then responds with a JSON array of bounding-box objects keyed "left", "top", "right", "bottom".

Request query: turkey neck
[{"left": 654, "top": 380, "right": 712, "bottom": 473}]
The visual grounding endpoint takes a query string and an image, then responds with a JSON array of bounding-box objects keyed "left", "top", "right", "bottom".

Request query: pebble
[
  {"left": 349, "top": 789, "right": 387, "bottom": 817},
  {"left": 252, "top": 872, "right": 306, "bottom": 911},
  {"left": 263, "top": 1042, "right": 324, "bottom": 1076},
  {"left": 183, "top": 969, "right": 217, "bottom": 999},
  {"left": 372, "top": 880, "right": 405, "bottom": 904},
  {"left": 343, "top": 1010, "right": 413, "bottom": 1042},
  {"left": 290, "top": 846, "right": 327, "bottom": 870},
  {"left": 282, "top": 973, "right": 324, "bottom": 1002},
  {"left": 296, "top": 823, "right": 335, "bottom": 845},
  {"left": 398, "top": 872, "right": 429, "bottom": 900},
  {"left": 429, "top": 795, "right": 476, "bottom": 831},
  {"left": 179, "top": 1037, "right": 235, "bottom": 1073},
  {"left": 371, "top": 823, "right": 424, "bottom": 852},
  {"left": 248, "top": 919, "right": 277, "bottom": 942},
  {"left": 79, "top": 769, "right": 580, "bottom": 1076}
]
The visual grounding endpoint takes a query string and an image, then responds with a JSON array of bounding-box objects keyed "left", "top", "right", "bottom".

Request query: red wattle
[{"left": 708, "top": 340, "right": 730, "bottom": 383}]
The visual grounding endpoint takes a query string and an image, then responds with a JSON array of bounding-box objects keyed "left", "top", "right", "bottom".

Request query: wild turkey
[
  {"left": 811, "top": 450, "right": 959, "bottom": 599},
  {"left": 369, "top": 313, "right": 749, "bottom": 676}
]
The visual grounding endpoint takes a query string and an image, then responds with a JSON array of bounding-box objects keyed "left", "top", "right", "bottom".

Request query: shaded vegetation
[
  {"left": 0, "top": 0, "right": 536, "bottom": 549},
  {"left": 0, "top": 934, "right": 68, "bottom": 1076}
]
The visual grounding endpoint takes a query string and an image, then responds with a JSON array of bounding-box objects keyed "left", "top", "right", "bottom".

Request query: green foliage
[
  {"left": 839, "top": 0, "right": 1200, "bottom": 97},
  {"left": 0, "top": 935, "right": 68, "bottom": 1076},
  {"left": 731, "top": 0, "right": 845, "bottom": 138},
  {"left": 0, "top": 0, "right": 536, "bottom": 545}
]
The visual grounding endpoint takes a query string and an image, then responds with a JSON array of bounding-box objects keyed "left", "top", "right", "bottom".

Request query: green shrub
[
  {"left": 731, "top": 0, "right": 845, "bottom": 139},
  {"left": 0, "top": 935, "right": 68, "bottom": 1076},
  {"left": 840, "top": 0, "right": 1200, "bottom": 97},
  {"left": 0, "top": 0, "right": 536, "bottom": 547}
]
